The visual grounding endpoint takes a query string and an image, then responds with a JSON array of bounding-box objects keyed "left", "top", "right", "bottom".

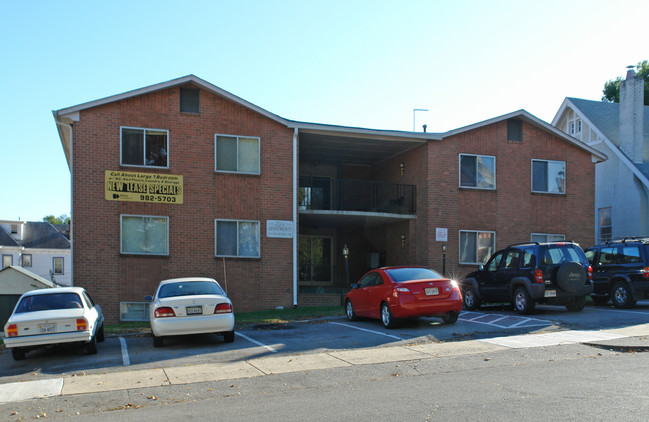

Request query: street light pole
[
  {"left": 342, "top": 244, "right": 350, "bottom": 290},
  {"left": 442, "top": 243, "right": 447, "bottom": 277}
]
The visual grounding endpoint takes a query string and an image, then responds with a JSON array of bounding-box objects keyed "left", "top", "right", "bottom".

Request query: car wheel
[
  {"left": 566, "top": 296, "right": 586, "bottom": 312},
  {"left": 86, "top": 335, "right": 98, "bottom": 355},
  {"left": 513, "top": 287, "right": 535, "bottom": 315},
  {"left": 381, "top": 302, "right": 397, "bottom": 329},
  {"left": 611, "top": 281, "right": 636, "bottom": 308},
  {"left": 592, "top": 296, "right": 609, "bottom": 306},
  {"left": 153, "top": 334, "right": 164, "bottom": 348},
  {"left": 442, "top": 312, "right": 459, "bottom": 324},
  {"left": 97, "top": 324, "right": 105, "bottom": 343},
  {"left": 223, "top": 330, "right": 235, "bottom": 343},
  {"left": 463, "top": 286, "right": 480, "bottom": 310},
  {"left": 345, "top": 299, "right": 357, "bottom": 321},
  {"left": 11, "top": 348, "right": 26, "bottom": 361}
]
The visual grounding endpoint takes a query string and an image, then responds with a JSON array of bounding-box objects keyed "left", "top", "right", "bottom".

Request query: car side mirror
[
  {"left": 351, "top": 283, "right": 359, "bottom": 289},
  {"left": 144, "top": 295, "right": 153, "bottom": 301},
  {"left": 478, "top": 265, "right": 485, "bottom": 271}
]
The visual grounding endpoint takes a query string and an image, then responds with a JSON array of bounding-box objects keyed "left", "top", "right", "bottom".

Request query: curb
[{"left": 581, "top": 342, "right": 649, "bottom": 353}]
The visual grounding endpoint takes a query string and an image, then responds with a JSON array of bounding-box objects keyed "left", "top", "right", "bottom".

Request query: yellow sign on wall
[{"left": 105, "top": 171, "right": 183, "bottom": 204}]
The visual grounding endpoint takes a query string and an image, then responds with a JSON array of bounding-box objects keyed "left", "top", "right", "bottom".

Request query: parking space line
[
  {"left": 236, "top": 332, "right": 278, "bottom": 353},
  {"left": 118, "top": 337, "right": 130, "bottom": 366},
  {"left": 329, "top": 322, "right": 404, "bottom": 340}
]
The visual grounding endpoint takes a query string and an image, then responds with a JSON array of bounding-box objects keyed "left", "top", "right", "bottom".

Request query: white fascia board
[{"left": 288, "top": 120, "right": 442, "bottom": 142}]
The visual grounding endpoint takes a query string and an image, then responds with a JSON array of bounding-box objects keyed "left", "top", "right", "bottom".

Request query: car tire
[
  {"left": 442, "top": 312, "right": 459, "bottom": 324},
  {"left": 592, "top": 296, "right": 609, "bottom": 306},
  {"left": 611, "top": 281, "right": 636, "bottom": 308},
  {"left": 345, "top": 299, "right": 358, "bottom": 321},
  {"left": 513, "top": 287, "right": 535, "bottom": 315},
  {"left": 11, "top": 348, "right": 26, "bottom": 361},
  {"left": 381, "top": 302, "right": 397, "bottom": 329},
  {"left": 97, "top": 324, "right": 105, "bottom": 343},
  {"left": 556, "top": 262, "right": 587, "bottom": 293},
  {"left": 463, "top": 286, "right": 480, "bottom": 310},
  {"left": 86, "top": 335, "right": 98, "bottom": 355},
  {"left": 153, "top": 334, "right": 164, "bottom": 348},
  {"left": 566, "top": 296, "right": 586, "bottom": 312},
  {"left": 223, "top": 330, "right": 235, "bottom": 343}
]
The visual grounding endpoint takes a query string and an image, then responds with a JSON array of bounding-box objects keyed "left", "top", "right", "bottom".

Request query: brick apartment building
[{"left": 53, "top": 75, "right": 606, "bottom": 322}]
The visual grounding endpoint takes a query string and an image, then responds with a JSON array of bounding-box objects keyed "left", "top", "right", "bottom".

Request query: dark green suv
[
  {"left": 584, "top": 238, "right": 649, "bottom": 308},
  {"left": 461, "top": 241, "right": 593, "bottom": 314}
]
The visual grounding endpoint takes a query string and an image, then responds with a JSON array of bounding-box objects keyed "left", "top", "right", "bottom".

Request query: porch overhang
[{"left": 299, "top": 210, "right": 416, "bottom": 229}]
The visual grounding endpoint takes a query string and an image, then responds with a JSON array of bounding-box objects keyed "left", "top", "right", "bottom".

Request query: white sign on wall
[
  {"left": 267, "top": 220, "right": 294, "bottom": 238},
  {"left": 436, "top": 227, "right": 448, "bottom": 242}
]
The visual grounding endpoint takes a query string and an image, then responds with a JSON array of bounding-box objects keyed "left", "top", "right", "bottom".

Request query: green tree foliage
[
  {"left": 602, "top": 61, "right": 649, "bottom": 106},
  {"left": 43, "top": 214, "right": 70, "bottom": 224}
]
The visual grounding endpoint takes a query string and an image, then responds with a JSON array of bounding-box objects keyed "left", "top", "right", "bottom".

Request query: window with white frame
[
  {"left": 568, "top": 118, "right": 582, "bottom": 136},
  {"left": 22, "top": 254, "right": 32, "bottom": 267},
  {"left": 120, "top": 302, "right": 150, "bottom": 321},
  {"left": 121, "top": 215, "right": 169, "bottom": 255},
  {"left": 599, "top": 207, "right": 612, "bottom": 243},
  {"left": 460, "top": 154, "right": 495, "bottom": 189},
  {"left": 215, "top": 135, "right": 260, "bottom": 174},
  {"left": 531, "top": 233, "right": 565, "bottom": 243},
  {"left": 215, "top": 219, "right": 260, "bottom": 258},
  {"left": 53, "top": 257, "right": 64, "bottom": 274},
  {"left": 121, "top": 127, "right": 169, "bottom": 168},
  {"left": 459, "top": 230, "right": 495, "bottom": 264},
  {"left": 2, "top": 254, "right": 12, "bottom": 269},
  {"left": 532, "top": 159, "right": 566, "bottom": 194}
]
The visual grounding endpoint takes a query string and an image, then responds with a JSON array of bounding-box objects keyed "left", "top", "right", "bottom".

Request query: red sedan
[{"left": 344, "top": 266, "right": 463, "bottom": 328}]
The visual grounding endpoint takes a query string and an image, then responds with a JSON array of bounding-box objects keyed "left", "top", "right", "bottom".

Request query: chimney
[{"left": 619, "top": 66, "right": 645, "bottom": 162}]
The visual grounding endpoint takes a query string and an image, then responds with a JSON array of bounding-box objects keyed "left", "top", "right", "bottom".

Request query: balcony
[{"left": 299, "top": 176, "right": 416, "bottom": 214}]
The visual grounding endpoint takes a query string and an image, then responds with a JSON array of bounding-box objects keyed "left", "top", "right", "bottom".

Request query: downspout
[
  {"left": 293, "top": 127, "right": 298, "bottom": 307},
  {"left": 55, "top": 119, "right": 73, "bottom": 286}
]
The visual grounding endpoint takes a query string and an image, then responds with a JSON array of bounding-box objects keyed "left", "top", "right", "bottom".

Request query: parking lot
[{"left": 2, "top": 301, "right": 649, "bottom": 385}]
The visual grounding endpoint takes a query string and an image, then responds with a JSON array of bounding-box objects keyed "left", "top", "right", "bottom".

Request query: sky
[{"left": 1, "top": 0, "right": 647, "bottom": 222}]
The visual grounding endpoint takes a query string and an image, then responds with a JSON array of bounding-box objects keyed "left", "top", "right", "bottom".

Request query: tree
[
  {"left": 43, "top": 214, "right": 70, "bottom": 225},
  {"left": 602, "top": 60, "right": 649, "bottom": 105}
]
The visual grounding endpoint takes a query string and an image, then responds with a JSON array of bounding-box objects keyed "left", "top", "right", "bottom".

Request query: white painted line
[
  {"left": 118, "top": 337, "right": 130, "bottom": 366},
  {"left": 459, "top": 312, "right": 551, "bottom": 329},
  {"left": 236, "top": 332, "right": 278, "bottom": 353},
  {"left": 0, "top": 378, "right": 63, "bottom": 404},
  {"left": 329, "top": 321, "right": 404, "bottom": 340},
  {"left": 509, "top": 318, "right": 532, "bottom": 328}
]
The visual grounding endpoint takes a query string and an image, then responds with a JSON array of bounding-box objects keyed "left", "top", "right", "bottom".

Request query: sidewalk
[{"left": 2, "top": 325, "right": 649, "bottom": 405}]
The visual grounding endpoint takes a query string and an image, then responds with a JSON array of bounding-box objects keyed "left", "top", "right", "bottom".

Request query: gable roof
[
  {"left": 0, "top": 222, "right": 70, "bottom": 249},
  {"left": 0, "top": 266, "right": 56, "bottom": 295}
]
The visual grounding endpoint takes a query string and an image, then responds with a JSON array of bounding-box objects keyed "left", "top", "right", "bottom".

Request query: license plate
[
  {"left": 425, "top": 287, "right": 439, "bottom": 296},
  {"left": 186, "top": 306, "right": 203, "bottom": 315},
  {"left": 544, "top": 290, "right": 557, "bottom": 298},
  {"left": 39, "top": 323, "right": 56, "bottom": 334}
]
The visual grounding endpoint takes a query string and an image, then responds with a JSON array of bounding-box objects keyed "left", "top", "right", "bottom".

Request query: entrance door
[{"left": 299, "top": 236, "right": 333, "bottom": 286}]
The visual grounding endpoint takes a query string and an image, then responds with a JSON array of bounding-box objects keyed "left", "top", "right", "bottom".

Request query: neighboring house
[
  {"left": 553, "top": 68, "right": 649, "bottom": 243},
  {"left": 0, "top": 265, "right": 56, "bottom": 327},
  {"left": 0, "top": 220, "right": 72, "bottom": 286},
  {"left": 53, "top": 75, "right": 605, "bottom": 322}
]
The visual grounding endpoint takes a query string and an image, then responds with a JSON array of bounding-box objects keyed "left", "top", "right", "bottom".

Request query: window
[
  {"left": 532, "top": 159, "right": 565, "bottom": 194},
  {"left": 459, "top": 230, "right": 495, "bottom": 264},
  {"left": 357, "top": 272, "right": 379, "bottom": 288},
  {"left": 568, "top": 118, "right": 582, "bottom": 135},
  {"left": 485, "top": 251, "right": 504, "bottom": 271},
  {"left": 2, "top": 254, "right": 12, "bottom": 269},
  {"left": 180, "top": 87, "right": 199, "bottom": 113},
  {"left": 121, "top": 215, "right": 169, "bottom": 255},
  {"left": 53, "top": 257, "right": 64, "bottom": 275},
  {"left": 460, "top": 154, "right": 495, "bottom": 189},
  {"left": 299, "top": 176, "right": 332, "bottom": 210},
  {"left": 599, "top": 208, "right": 612, "bottom": 243},
  {"left": 10, "top": 224, "right": 18, "bottom": 234},
  {"left": 621, "top": 247, "right": 642, "bottom": 264},
  {"left": 521, "top": 247, "right": 536, "bottom": 268},
  {"left": 598, "top": 247, "right": 618, "bottom": 265},
  {"left": 531, "top": 233, "right": 565, "bottom": 243},
  {"left": 121, "top": 127, "right": 169, "bottom": 168},
  {"left": 120, "top": 302, "right": 150, "bottom": 321},
  {"left": 503, "top": 249, "right": 521, "bottom": 269},
  {"left": 507, "top": 119, "right": 522, "bottom": 142},
  {"left": 215, "top": 220, "right": 260, "bottom": 258},
  {"left": 299, "top": 236, "right": 333, "bottom": 283},
  {"left": 215, "top": 135, "right": 260, "bottom": 174},
  {"left": 22, "top": 254, "right": 32, "bottom": 267}
]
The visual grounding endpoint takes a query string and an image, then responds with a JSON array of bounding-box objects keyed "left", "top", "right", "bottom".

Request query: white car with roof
[
  {"left": 3, "top": 287, "right": 104, "bottom": 360},
  {"left": 147, "top": 277, "right": 235, "bottom": 347}
]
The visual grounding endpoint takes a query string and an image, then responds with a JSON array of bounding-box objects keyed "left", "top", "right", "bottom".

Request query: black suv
[
  {"left": 584, "top": 238, "right": 649, "bottom": 308},
  {"left": 461, "top": 241, "right": 593, "bottom": 314}
]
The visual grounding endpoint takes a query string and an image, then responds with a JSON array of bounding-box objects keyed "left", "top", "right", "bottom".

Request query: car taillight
[
  {"left": 214, "top": 303, "right": 233, "bottom": 314},
  {"left": 393, "top": 287, "right": 412, "bottom": 297},
  {"left": 534, "top": 269, "right": 544, "bottom": 283},
  {"left": 76, "top": 319, "right": 87, "bottom": 331},
  {"left": 643, "top": 267, "right": 649, "bottom": 279},
  {"left": 588, "top": 265, "right": 593, "bottom": 281},
  {"left": 154, "top": 307, "right": 176, "bottom": 318},
  {"left": 7, "top": 324, "right": 17, "bottom": 337}
]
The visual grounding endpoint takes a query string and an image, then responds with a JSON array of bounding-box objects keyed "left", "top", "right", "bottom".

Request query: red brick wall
[{"left": 72, "top": 86, "right": 294, "bottom": 322}]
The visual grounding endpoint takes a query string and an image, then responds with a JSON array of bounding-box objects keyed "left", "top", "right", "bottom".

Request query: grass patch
[{"left": 104, "top": 321, "right": 151, "bottom": 335}]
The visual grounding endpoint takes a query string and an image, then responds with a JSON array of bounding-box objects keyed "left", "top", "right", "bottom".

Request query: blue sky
[{"left": 1, "top": 0, "right": 647, "bottom": 221}]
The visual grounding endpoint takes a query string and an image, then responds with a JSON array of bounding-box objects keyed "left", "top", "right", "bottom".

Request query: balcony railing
[{"left": 299, "top": 176, "right": 416, "bottom": 214}]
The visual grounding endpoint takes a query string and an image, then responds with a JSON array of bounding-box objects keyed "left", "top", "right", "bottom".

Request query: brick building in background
[{"left": 53, "top": 75, "right": 606, "bottom": 322}]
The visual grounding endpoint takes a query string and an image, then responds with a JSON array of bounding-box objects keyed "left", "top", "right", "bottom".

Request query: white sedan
[
  {"left": 148, "top": 277, "right": 235, "bottom": 347},
  {"left": 3, "top": 287, "right": 104, "bottom": 361}
]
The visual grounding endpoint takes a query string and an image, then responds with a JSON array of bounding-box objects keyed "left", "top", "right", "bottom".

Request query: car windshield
[
  {"left": 158, "top": 281, "right": 225, "bottom": 298},
  {"left": 15, "top": 293, "right": 83, "bottom": 313},
  {"left": 541, "top": 244, "right": 588, "bottom": 266},
  {"left": 385, "top": 268, "right": 443, "bottom": 282}
]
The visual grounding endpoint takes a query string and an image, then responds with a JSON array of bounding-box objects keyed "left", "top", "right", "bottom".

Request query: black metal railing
[{"left": 299, "top": 177, "right": 416, "bottom": 214}]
